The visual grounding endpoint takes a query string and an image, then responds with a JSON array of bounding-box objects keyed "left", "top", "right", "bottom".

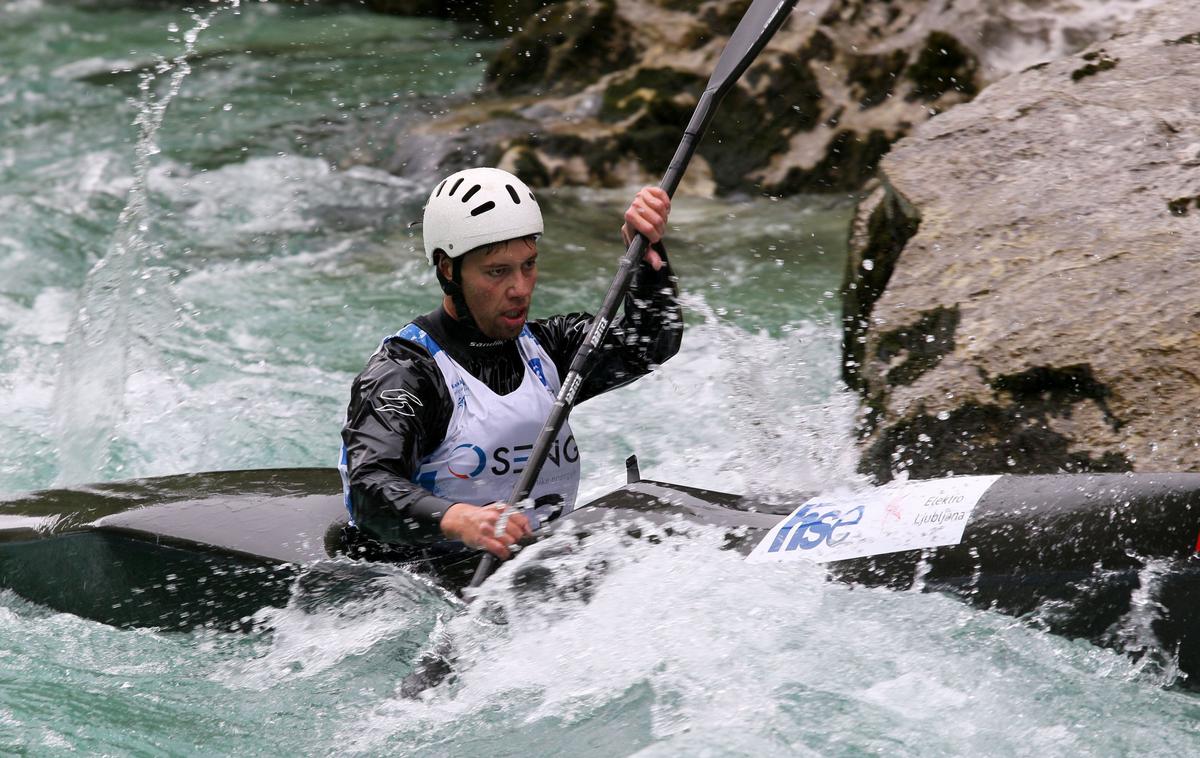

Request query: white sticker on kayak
[{"left": 746, "top": 475, "right": 1001, "bottom": 564}]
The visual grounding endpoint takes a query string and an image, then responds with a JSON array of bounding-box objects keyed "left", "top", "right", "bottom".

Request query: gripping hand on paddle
[
  {"left": 621, "top": 186, "right": 671, "bottom": 271},
  {"left": 441, "top": 502, "right": 531, "bottom": 559}
]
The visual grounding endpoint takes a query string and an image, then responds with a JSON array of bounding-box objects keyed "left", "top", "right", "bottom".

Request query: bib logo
[
  {"left": 430, "top": 436, "right": 580, "bottom": 483},
  {"left": 446, "top": 444, "right": 487, "bottom": 479},
  {"left": 491, "top": 435, "right": 578, "bottom": 476}
]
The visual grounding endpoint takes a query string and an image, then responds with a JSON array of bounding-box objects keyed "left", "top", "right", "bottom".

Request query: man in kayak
[{"left": 339, "top": 167, "right": 680, "bottom": 562}]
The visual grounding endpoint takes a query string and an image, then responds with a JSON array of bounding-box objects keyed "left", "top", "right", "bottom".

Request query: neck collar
[{"left": 430, "top": 306, "right": 514, "bottom": 356}]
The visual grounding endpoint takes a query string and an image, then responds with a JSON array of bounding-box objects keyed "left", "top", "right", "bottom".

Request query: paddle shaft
[{"left": 466, "top": 0, "right": 798, "bottom": 593}]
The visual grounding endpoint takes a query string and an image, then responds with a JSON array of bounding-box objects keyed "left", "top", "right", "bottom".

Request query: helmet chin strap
[{"left": 435, "top": 253, "right": 476, "bottom": 327}]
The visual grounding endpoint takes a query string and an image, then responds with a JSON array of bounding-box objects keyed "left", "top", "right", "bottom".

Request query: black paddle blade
[{"left": 707, "top": 0, "right": 799, "bottom": 95}]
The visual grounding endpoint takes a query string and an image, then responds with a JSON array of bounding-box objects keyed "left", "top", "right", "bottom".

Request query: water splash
[
  {"left": 331, "top": 524, "right": 1200, "bottom": 756},
  {"left": 52, "top": 3, "right": 239, "bottom": 485},
  {"left": 1104, "top": 557, "right": 1183, "bottom": 685}
]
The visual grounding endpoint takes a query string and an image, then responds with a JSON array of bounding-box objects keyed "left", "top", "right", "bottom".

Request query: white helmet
[{"left": 422, "top": 167, "right": 543, "bottom": 264}]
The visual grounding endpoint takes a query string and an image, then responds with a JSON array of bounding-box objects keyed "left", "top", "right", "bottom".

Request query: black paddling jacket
[{"left": 341, "top": 245, "right": 681, "bottom": 546}]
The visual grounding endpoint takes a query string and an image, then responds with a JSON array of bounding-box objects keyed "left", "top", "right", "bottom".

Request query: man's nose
[{"left": 509, "top": 270, "right": 534, "bottom": 298}]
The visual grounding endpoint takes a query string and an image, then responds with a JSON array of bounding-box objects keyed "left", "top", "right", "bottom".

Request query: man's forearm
[
  {"left": 348, "top": 470, "right": 454, "bottom": 544},
  {"left": 619, "top": 244, "right": 682, "bottom": 367}
]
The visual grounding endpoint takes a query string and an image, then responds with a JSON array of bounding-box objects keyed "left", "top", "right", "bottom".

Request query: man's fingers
[
  {"left": 638, "top": 188, "right": 670, "bottom": 213},
  {"left": 627, "top": 209, "right": 665, "bottom": 242},
  {"left": 635, "top": 206, "right": 666, "bottom": 231},
  {"left": 640, "top": 193, "right": 669, "bottom": 214},
  {"left": 480, "top": 537, "right": 512, "bottom": 560},
  {"left": 509, "top": 512, "right": 533, "bottom": 536},
  {"left": 644, "top": 248, "right": 664, "bottom": 271},
  {"left": 625, "top": 187, "right": 670, "bottom": 241},
  {"left": 504, "top": 516, "right": 530, "bottom": 541}
]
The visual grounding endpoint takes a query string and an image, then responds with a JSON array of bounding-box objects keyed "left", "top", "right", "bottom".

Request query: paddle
[{"left": 465, "top": 0, "right": 800, "bottom": 594}]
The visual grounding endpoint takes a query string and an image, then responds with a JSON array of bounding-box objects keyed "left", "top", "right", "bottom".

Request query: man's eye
[{"left": 487, "top": 269, "right": 506, "bottom": 277}]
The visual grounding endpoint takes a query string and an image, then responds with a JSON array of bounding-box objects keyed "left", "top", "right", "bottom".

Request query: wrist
[{"left": 440, "top": 502, "right": 472, "bottom": 541}]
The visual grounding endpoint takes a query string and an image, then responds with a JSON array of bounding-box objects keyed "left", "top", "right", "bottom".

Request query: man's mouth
[{"left": 500, "top": 308, "right": 526, "bottom": 326}]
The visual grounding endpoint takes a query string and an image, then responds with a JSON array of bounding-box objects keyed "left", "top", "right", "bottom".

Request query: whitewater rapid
[{"left": 3, "top": 2, "right": 1198, "bottom": 755}]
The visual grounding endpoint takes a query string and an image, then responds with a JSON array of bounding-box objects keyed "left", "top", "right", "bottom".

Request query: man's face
[{"left": 446, "top": 237, "right": 539, "bottom": 340}]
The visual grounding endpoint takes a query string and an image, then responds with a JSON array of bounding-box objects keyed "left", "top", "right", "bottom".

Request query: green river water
[{"left": 2, "top": 2, "right": 1199, "bottom": 754}]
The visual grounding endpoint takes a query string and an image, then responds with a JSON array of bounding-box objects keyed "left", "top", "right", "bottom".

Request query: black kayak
[{"left": 3, "top": 465, "right": 1200, "bottom": 683}]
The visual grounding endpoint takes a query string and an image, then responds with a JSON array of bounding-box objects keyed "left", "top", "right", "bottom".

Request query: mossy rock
[
  {"left": 846, "top": 49, "right": 908, "bottom": 110},
  {"left": 699, "top": 0, "right": 753, "bottom": 37},
  {"left": 597, "top": 67, "right": 702, "bottom": 177},
  {"left": 774, "top": 128, "right": 895, "bottom": 193},
  {"left": 841, "top": 182, "right": 921, "bottom": 392},
  {"left": 705, "top": 53, "right": 823, "bottom": 191},
  {"left": 905, "top": 31, "right": 979, "bottom": 101},
  {"left": 1070, "top": 50, "right": 1120, "bottom": 82},
  {"left": 681, "top": 2, "right": 750, "bottom": 52},
  {"left": 539, "top": 132, "right": 619, "bottom": 178},
  {"left": 598, "top": 54, "right": 823, "bottom": 192},
  {"left": 800, "top": 29, "right": 836, "bottom": 63},
  {"left": 501, "top": 145, "right": 552, "bottom": 187},
  {"left": 486, "top": 0, "right": 636, "bottom": 94},
  {"left": 599, "top": 67, "right": 706, "bottom": 122}
]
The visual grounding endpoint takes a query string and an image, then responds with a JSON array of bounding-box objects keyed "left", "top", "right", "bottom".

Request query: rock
[
  {"left": 332, "top": 0, "right": 560, "bottom": 37},
  {"left": 368, "top": 1, "right": 980, "bottom": 194},
  {"left": 486, "top": 0, "right": 638, "bottom": 94},
  {"left": 362, "top": 0, "right": 1156, "bottom": 195},
  {"left": 843, "top": 0, "right": 1200, "bottom": 481}
]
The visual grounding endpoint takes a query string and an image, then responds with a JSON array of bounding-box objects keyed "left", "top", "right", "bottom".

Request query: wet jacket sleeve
[
  {"left": 530, "top": 242, "right": 682, "bottom": 403},
  {"left": 340, "top": 339, "right": 455, "bottom": 544}
]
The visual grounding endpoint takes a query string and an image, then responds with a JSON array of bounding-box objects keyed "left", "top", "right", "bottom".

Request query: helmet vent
[
  {"left": 461, "top": 184, "right": 481, "bottom": 203},
  {"left": 449, "top": 177, "right": 465, "bottom": 196},
  {"left": 435, "top": 180, "right": 447, "bottom": 197},
  {"left": 506, "top": 184, "right": 521, "bottom": 204},
  {"left": 470, "top": 201, "right": 496, "bottom": 217},
  {"left": 528, "top": 192, "right": 536, "bottom": 201}
]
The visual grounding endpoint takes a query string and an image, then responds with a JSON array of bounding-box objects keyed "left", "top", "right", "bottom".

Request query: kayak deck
[{"left": 2, "top": 468, "right": 1200, "bottom": 683}]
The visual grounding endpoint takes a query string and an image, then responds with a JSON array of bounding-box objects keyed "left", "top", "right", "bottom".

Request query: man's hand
[
  {"left": 621, "top": 186, "right": 671, "bottom": 271},
  {"left": 440, "top": 502, "right": 532, "bottom": 559}
]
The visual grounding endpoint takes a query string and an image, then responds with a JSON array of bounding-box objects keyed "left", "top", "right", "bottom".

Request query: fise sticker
[{"left": 746, "top": 475, "right": 1001, "bottom": 564}]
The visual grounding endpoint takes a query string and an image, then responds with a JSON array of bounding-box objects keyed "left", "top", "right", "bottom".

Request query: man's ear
[{"left": 434, "top": 251, "right": 452, "bottom": 280}]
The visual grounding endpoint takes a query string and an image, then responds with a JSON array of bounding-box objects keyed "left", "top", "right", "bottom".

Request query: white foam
[
  {"left": 336, "top": 524, "right": 1188, "bottom": 755},
  {"left": 50, "top": 57, "right": 139, "bottom": 82},
  {"left": 0, "top": 0, "right": 43, "bottom": 16},
  {"left": 7, "top": 289, "right": 73, "bottom": 345},
  {"left": 573, "top": 315, "right": 864, "bottom": 502},
  {"left": 148, "top": 155, "right": 418, "bottom": 243},
  {"left": 207, "top": 567, "right": 460, "bottom": 691}
]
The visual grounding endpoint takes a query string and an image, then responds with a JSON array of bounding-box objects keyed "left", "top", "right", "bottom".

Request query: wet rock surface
[
  {"left": 843, "top": 0, "right": 1200, "bottom": 480},
  {"left": 358, "top": 0, "right": 1154, "bottom": 195},
  {"left": 377, "top": 0, "right": 985, "bottom": 193}
]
